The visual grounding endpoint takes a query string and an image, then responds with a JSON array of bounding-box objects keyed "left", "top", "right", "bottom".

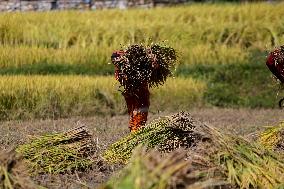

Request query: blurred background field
[
  {"left": 1, "top": 2, "right": 284, "bottom": 188},
  {"left": 0, "top": 3, "right": 283, "bottom": 120}
]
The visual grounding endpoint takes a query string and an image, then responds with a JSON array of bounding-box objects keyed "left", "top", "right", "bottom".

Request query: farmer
[
  {"left": 266, "top": 46, "right": 284, "bottom": 83},
  {"left": 111, "top": 50, "right": 151, "bottom": 132}
]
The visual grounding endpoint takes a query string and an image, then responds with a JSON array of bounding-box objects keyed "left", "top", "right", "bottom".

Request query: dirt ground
[{"left": 0, "top": 108, "right": 283, "bottom": 188}]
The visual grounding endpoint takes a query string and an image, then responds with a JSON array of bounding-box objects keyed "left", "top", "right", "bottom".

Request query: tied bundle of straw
[
  {"left": 103, "top": 112, "right": 211, "bottom": 164},
  {"left": 113, "top": 43, "right": 177, "bottom": 92},
  {"left": 0, "top": 150, "right": 38, "bottom": 189},
  {"left": 17, "top": 126, "right": 97, "bottom": 174}
]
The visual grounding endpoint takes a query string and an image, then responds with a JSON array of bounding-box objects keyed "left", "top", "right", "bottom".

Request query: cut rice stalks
[
  {"left": 259, "top": 122, "right": 284, "bottom": 151},
  {"left": 103, "top": 112, "right": 284, "bottom": 189},
  {"left": 103, "top": 112, "right": 211, "bottom": 164},
  {"left": 16, "top": 125, "right": 97, "bottom": 174},
  {"left": 102, "top": 146, "right": 229, "bottom": 189},
  {"left": 214, "top": 135, "right": 284, "bottom": 188}
]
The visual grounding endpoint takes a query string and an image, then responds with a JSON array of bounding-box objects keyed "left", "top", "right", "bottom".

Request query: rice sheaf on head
[{"left": 114, "top": 43, "right": 177, "bottom": 93}]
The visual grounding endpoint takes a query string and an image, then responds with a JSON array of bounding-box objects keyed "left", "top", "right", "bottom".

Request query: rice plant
[
  {"left": 0, "top": 3, "right": 283, "bottom": 73},
  {"left": 0, "top": 76, "right": 205, "bottom": 120}
]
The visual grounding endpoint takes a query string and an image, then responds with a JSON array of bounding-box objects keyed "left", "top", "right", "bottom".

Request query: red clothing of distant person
[
  {"left": 266, "top": 46, "right": 284, "bottom": 83},
  {"left": 112, "top": 50, "right": 150, "bottom": 132}
]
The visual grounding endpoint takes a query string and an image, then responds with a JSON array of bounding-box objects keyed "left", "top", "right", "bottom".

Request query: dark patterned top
[{"left": 266, "top": 46, "right": 284, "bottom": 83}]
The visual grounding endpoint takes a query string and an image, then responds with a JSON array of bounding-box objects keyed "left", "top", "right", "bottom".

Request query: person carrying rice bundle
[{"left": 111, "top": 44, "right": 177, "bottom": 132}]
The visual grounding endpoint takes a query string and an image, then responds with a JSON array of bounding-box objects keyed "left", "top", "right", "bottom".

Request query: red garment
[
  {"left": 112, "top": 51, "right": 150, "bottom": 132},
  {"left": 266, "top": 46, "right": 284, "bottom": 83},
  {"left": 129, "top": 112, "right": 148, "bottom": 132},
  {"left": 122, "top": 83, "right": 150, "bottom": 132},
  {"left": 123, "top": 85, "right": 150, "bottom": 114}
]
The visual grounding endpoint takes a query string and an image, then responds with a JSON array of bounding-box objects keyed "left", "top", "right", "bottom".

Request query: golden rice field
[
  {"left": 1, "top": 3, "right": 284, "bottom": 189},
  {"left": 0, "top": 3, "right": 283, "bottom": 70},
  {"left": 0, "top": 3, "right": 283, "bottom": 119},
  {"left": 0, "top": 76, "right": 205, "bottom": 120}
]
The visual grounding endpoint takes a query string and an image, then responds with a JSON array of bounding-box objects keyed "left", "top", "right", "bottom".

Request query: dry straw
[
  {"left": 259, "top": 122, "right": 284, "bottom": 151},
  {"left": 102, "top": 146, "right": 230, "bottom": 189}
]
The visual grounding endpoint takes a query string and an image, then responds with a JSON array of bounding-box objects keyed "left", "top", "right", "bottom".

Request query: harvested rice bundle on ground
[
  {"left": 113, "top": 43, "right": 177, "bottom": 92},
  {"left": 104, "top": 140, "right": 284, "bottom": 189},
  {"left": 17, "top": 126, "right": 97, "bottom": 174},
  {"left": 103, "top": 112, "right": 212, "bottom": 164},
  {"left": 104, "top": 112, "right": 284, "bottom": 188},
  {"left": 259, "top": 122, "right": 284, "bottom": 151},
  {"left": 102, "top": 147, "right": 229, "bottom": 189},
  {"left": 215, "top": 135, "right": 284, "bottom": 188},
  {"left": 0, "top": 150, "right": 38, "bottom": 189}
]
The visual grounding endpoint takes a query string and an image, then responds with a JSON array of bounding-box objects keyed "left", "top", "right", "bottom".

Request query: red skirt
[{"left": 123, "top": 86, "right": 150, "bottom": 132}]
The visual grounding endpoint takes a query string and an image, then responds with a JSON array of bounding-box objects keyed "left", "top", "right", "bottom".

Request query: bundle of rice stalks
[
  {"left": 103, "top": 112, "right": 211, "bottom": 164},
  {"left": 102, "top": 146, "right": 229, "bottom": 189},
  {"left": 0, "top": 150, "right": 38, "bottom": 189},
  {"left": 113, "top": 43, "right": 177, "bottom": 92},
  {"left": 214, "top": 135, "right": 284, "bottom": 188},
  {"left": 104, "top": 112, "right": 284, "bottom": 188},
  {"left": 258, "top": 122, "right": 284, "bottom": 151},
  {"left": 16, "top": 126, "right": 97, "bottom": 174},
  {"left": 104, "top": 139, "right": 284, "bottom": 189}
]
